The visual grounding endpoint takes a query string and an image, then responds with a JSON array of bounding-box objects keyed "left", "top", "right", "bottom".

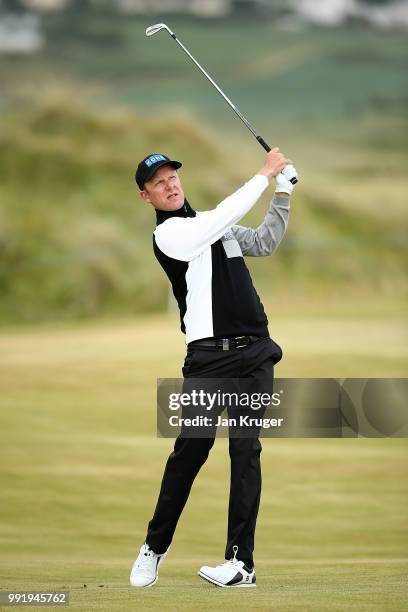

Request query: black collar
[{"left": 155, "top": 199, "right": 196, "bottom": 226}]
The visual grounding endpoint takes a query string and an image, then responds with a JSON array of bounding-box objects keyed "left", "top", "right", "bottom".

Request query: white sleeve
[{"left": 153, "top": 174, "right": 269, "bottom": 262}]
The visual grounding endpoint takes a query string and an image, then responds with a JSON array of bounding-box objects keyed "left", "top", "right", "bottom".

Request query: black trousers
[{"left": 145, "top": 337, "right": 282, "bottom": 568}]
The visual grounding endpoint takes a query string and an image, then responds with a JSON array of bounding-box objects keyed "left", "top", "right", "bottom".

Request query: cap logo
[{"left": 145, "top": 154, "right": 166, "bottom": 167}]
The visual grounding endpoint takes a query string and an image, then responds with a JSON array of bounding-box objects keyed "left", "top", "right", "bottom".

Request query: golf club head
[{"left": 145, "top": 23, "right": 174, "bottom": 37}]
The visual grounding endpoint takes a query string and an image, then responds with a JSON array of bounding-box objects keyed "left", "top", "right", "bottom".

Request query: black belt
[{"left": 188, "top": 335, "right": 265, "bottom": 351}]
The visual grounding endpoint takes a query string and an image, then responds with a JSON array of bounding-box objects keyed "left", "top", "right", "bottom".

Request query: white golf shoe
[
  {"left": 198, "top": 546, "right": 256, "bottom": 588},
  {"left": 130, "top": 543, "right": 168, "bottom": 587}
]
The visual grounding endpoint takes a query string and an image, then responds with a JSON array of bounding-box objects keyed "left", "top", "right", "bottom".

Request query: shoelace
[
  {"left": 216, "top": 545, "right": 240, "bottom": 568},
  {"left": 135, "top": 545, "right": 156, "bottom": 569}
]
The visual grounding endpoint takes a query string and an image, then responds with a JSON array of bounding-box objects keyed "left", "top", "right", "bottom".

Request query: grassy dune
[
  {"left": 0, "top": 101, "right": 406, "bottom": 323},
  {"left": 0, "top": 315, "right": 407, "bottom": 610}
]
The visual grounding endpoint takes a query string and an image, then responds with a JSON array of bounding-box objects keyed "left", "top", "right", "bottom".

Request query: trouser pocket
[{"left": 269, "top": 338, "right": 283, "bottom": 364}]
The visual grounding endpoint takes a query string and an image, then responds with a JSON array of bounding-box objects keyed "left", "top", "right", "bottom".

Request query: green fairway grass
[{"left": 0, "top": 312, "right": 407, "bottom": 610}]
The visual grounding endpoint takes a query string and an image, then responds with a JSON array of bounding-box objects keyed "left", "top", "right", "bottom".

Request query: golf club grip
[
  {"left": 257, "top": 136, "right": 298, "bottom": 185},
  {"left": 257, "top": 136, "right": 271, "bottom": 152}
]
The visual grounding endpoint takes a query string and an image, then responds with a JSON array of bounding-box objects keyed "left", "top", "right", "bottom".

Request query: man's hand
[
  {"left": 275, "top": 164, "right": 298, "bottom": 196},
  {"left": 258, "top": 148, "right": 292, "bottom": 181}
]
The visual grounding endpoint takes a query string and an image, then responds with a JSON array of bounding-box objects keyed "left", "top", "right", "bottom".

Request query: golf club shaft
[
  {"left": 169, "top": 32, "right": 272, "bottom": 153},
  {"left": 147, "top": 24, "right": 297, "bottom": 183}
]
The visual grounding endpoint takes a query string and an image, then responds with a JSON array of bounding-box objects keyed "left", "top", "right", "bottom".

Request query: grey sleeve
[{"left": 231, "top": 194, "right": 290, "bottom": 257}]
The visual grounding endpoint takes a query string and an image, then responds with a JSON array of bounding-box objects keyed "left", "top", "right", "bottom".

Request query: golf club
[{"left": 145, "top": 23, "right": 298, "bottom": 184}]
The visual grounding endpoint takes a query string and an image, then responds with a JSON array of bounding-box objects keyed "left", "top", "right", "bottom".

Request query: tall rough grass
[{"left": 0, "top": 99, "right": 406, "bottom": 323}]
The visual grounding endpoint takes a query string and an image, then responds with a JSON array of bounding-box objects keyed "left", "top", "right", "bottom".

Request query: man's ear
[{"left": 140, "top": 190, "right": 151, "bottom": 203}]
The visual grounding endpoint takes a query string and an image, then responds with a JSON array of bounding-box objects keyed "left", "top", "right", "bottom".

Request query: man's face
[{"left": 140, "top": 164, "right": 185, "bottom": 211}]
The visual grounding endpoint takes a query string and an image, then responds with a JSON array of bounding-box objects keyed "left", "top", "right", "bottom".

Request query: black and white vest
[{"left": 153, "top": 174, "right": 289, "bottom": 344}]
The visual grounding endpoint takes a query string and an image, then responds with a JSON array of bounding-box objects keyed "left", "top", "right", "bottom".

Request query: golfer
[{"left": 130, "top": 148, "right": 297, "bottom": 588}]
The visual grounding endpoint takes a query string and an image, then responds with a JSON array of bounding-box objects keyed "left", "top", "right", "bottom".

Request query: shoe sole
[
  {"left": 198, "top": 570, "right": 256, "bottom": 588},
  {"left": 130, "top": 575, "right": 158, "bottom": 588}
]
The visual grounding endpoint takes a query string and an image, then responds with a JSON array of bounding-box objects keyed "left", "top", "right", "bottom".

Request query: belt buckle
[
  {"left": 235, "top": 336, "right": 247, "bottom": 349},
  {"left": 222, "top": 338, "right": 229, "bottom": 351}
]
